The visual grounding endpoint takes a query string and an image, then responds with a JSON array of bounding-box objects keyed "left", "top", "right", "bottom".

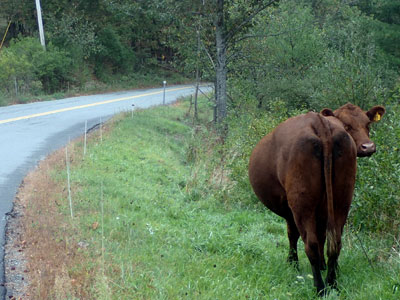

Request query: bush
[
  {"left": 0, "top": 40, "right": 38, "bottom": 95},
  {"left": 0, "top": 37, "right": 73, "bottom": 97},
  {"left": 33, "top": 44, "right": 73, "bottom": 93},
  {"left": 94, "top": 25, "right": 137, "bottom": 81}
]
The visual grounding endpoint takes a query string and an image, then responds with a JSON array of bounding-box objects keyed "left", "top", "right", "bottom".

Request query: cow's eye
[{"left": 344, "top": 124, "right": 352, "bottom": 131}]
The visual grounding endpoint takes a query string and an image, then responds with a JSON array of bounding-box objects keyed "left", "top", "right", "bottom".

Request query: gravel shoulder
[{"left": 5, "top": 192, "right": 30, "bottom": 299}]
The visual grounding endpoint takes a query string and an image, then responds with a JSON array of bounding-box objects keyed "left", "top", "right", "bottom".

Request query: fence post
[
  {"left": 66, "top": 142, "right": 73, "bottom": 218},
  {"left": 84, "top": 120, "right": 87, "bottom": 156}
]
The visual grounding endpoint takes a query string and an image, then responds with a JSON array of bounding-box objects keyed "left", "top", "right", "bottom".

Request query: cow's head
[{"left": 321, "top": 103, "right": 385, "bottom": 157}]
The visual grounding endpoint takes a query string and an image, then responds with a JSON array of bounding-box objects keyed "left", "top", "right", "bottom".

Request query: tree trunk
[{"left": 215, "top": 0, "right": 227, "bottom": 124}]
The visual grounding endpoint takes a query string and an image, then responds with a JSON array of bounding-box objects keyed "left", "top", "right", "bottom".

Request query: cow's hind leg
[
  {"left": 326, "top": 215, "right": 346, "bottom": 289},
  {"left": 290, "top": 206, "right": 326, "bottom": 295},
  {"left": 303, "top": 223, "right": 326, "bottom": 295},
  {"left": 316, "top": 208, "right": 327, "bottom": 270},
  {"left": 286, "top": 136, "right": 326, "bottom": 295},
  {"left": 326, "top": 133, "right": 356, "bottom": 289},
  {"left": 326, "top": 238, "right": 341, "bottom": 289},
  {"left": 286, "top": 216, "right": 300, "bottom": 268}
]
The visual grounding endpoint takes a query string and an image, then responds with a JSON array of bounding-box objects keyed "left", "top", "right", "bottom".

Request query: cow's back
[{"left": 249, "top": 112, "right": 325, "bottom": 217}]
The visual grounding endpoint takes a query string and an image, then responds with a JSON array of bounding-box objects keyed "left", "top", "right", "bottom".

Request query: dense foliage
[
  {"left": 230, "top": 1, "right": 398, "bottom": 112},
  {"left": 0, "top": 0, "right": 398, "bottom": 107}
]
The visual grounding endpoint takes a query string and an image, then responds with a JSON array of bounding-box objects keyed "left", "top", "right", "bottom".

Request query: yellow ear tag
[{"left": 374, "top": 113, "right": 381, "bottom": 122}]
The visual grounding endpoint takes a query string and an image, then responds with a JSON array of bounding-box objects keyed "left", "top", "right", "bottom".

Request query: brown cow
[{"left": 248, "top": 103, "right": 385, "bottom": 295}]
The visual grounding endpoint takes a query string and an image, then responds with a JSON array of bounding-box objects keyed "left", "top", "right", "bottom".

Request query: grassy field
[{"left": 15, "top": 98, "right": 399, "bottom": 299}]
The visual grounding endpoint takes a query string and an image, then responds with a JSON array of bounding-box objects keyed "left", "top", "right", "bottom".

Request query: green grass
[{"left": 57, "top": 99, "right": 400, "bottom": 299}]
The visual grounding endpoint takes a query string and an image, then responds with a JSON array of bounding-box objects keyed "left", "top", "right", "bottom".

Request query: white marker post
[
  {"left": 66, "top": 143, "right": 73, "bottom": 218},
  {"left": 84, "top": 120, "right": 87, "bottom": 156},
  {"left": 163, "top": 80, "right": 167, "bottom": 105},
  {"left": 100, "top": 117, "right": 103, "bottom": 142}
]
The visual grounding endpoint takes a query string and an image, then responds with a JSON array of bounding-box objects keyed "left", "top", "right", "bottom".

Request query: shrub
[
  {"left": 0, "top": 40, "right": 37, "bottom": 95},
  {"left": 94, "top": 25, "right": 137, "bottom": 81},
  {"left": 33, "top": 44, "right": 73, "bottom": 93},
  {"left": 0, "top": 37, "right": 73, "bottom": 97}
]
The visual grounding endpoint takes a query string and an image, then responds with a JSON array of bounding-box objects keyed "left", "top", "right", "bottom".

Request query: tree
[
  {"left": 213, "top": 0, "right": 279, "bottom": 124},
  {"left": 356, "top": 0, "right": 400, "bottom": 69},
  {"left": 0, "top": 0, "right": 36, "bottom": 41},
  {"left": 171, "top": 0, "right": 279, "bottom": 124},
  {"left": 215, "top": 0, "right": 228, "bottom": 123}
]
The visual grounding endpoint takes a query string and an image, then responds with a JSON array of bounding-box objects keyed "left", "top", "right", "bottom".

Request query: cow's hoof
[
  {"left": 320, "top": 259, "right": 327, "bottom": 270},
  {"left": 327, "top": 280, "right": 339, "bottom": 291},
  {"left": 287, "top": 259, "right": 299, "bottom": 271},
  {"left": 287, "top": 253, "right": 299, "bottom": 270},
  {"left": 317, "top": 287, "right": 328, "bottom": 297}
]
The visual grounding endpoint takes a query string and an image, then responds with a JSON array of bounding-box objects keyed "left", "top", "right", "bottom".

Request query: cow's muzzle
[{"left": 358, "top": 142, "right": 376, "bottom": 157}]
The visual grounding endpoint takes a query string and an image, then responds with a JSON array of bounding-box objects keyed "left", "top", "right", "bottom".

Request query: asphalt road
[{"left": 0, "top": 84, "right": 211, "bottom": 297}]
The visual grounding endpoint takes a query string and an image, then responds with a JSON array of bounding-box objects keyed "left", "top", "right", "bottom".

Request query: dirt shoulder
[
  {"left": 4, "top": 145, "right": 93, "bottom": 299},
  {"left": 4, "top": 149, "right": 64, "bottom": 299}
]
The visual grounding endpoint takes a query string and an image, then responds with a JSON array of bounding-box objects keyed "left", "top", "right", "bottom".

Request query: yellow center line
[{"left": 0, "top": 86, "right": 191, "bottom": 125}]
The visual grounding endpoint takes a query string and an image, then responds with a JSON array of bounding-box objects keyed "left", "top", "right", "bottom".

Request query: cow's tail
[{"left": 317, "top": 114, "right": 338, "bottom": 256}]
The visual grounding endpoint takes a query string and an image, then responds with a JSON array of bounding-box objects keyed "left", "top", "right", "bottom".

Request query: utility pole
[{"left": 35, "top": 0, "right": 46, "bottom": 50}]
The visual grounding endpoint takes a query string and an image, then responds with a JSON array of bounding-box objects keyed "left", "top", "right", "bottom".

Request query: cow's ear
[
  {"left": 320, "top": 108, "right": 334, "bottom": 117},
  {"left": 367, "top": 105, "right": 385, "bottom": 122}
]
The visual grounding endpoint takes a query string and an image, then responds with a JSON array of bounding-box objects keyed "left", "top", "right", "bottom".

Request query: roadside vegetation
[{"left": 13, "top": 96, "right": 399, "bottom": 299}]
